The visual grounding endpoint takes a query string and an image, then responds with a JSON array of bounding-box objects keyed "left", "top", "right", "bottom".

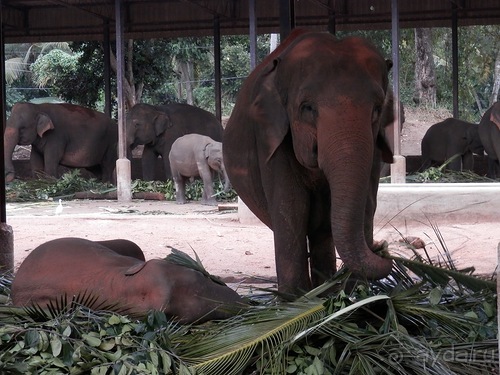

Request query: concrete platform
[
  {"left": 376, "top": 183, "right": 500, "bottom": 224},
  {"left": 238, "top": 183, "right": 500, "bottom": 225}
]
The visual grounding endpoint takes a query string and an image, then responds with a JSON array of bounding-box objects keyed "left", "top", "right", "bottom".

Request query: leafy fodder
[
  {"left": 6, "top": 169, "right": 238, "bottom": 203},
  {"left": 380, "top": 154, "right": 497, "bottom": 183}
]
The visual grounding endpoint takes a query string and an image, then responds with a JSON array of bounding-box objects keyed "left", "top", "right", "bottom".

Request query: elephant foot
[
  {"left": 5, "top": 172, "right": 15, "bottom": 183},
  {"left": 201, "top": 199, "right": 218, "bottom": 206},
  {"left": 371, "top": 240, "right": 388, "bottom": 253},
  {"left": 398, "top": 236, "right": 426, "bottom": 249},
  {"left": 176, "top": 199, "right": 187, "bottom": 205}
]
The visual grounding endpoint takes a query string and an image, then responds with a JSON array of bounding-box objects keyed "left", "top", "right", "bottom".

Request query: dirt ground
[
  {"left": 5, "top": 107, "right": 499, "bottom": 285},
  {"left": 5, "top": 198, "right": 499, "bottom": 286}
]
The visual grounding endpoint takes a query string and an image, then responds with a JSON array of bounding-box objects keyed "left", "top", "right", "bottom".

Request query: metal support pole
[
  {"left": 249, "top": 0, "right": 257, "bottom": 70},
  {"left": 390, "top": 0, "right": 406, "bottom": 183},
  {"left": 279, "top": 0, "right": 295, "bottom": 41},
  {"left": 0, "top": 12, "right": 6, "bottom": 224},
  {"left": 103, "top": 20, "right": 112, "bottom": 117},
  {"left": 115, "top": 0, "right": 132, "bottom": 201},
  {"left": 0, "top": 0, "right": 14, "bottom": 272},
  {"left": 451, "top": 3, "right": 459, "bottom": 118},
  {"left": 213, "top": 16, "right": 222, "bottom": 122}
]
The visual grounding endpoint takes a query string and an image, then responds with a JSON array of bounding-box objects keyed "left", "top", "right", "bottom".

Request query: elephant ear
[
  {"left": 203, "top": 142, "right": 212, "bottom": 159},
  {"left": 36, "top": 113, "right": 54, "bottom": 137},
  {"left": 124, "top": 261, "right": 147, "bottom": 276},
  {"left": 376, "top": 90, "right": 395, "bottom": 164},
  {"left": 490, "top": 102, "right": 500, "bottom": 130},
  {"left": 153, "top": 112, "right": 172, "bottom": 136},
  {"left": 250, "top": 58, "right": 289, "bottom": 162}
]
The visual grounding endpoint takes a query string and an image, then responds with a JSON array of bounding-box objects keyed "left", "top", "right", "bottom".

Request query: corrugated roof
[{"left": 2, "top": 0, "right": 499, "bottom": 43}]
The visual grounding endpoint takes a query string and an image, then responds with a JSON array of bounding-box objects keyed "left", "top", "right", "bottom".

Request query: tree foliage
[{"left": 4, "top": 26, "right": 499, "bottom": 121}]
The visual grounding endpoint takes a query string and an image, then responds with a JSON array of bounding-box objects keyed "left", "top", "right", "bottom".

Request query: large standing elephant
[
  {"left": 4, "top": 102, "right": 117, "bottom": 182},
  {"left": 169, "top": 134, "right": 230, "bottom": 205},
  {"left": 126, "top": 103, "right": 224, "bottom": 180},
  {"left": 11, "top": 237, "right": 245, "bottom": 324},
  {"left": 420, "top": 118, "right": 484, "bottom": 171},
  {"left": 478, "top": 102, "right": 500, "bottom": 178},
  {"left": 223, "top": 29, "right": 394, "bottom": 297}
]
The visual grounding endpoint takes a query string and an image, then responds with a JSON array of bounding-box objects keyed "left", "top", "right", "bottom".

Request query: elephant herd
[
  {"left": 4, "top": 101, "right": 229, "bottom": 205},
  {"left": 420, "top": 102, "right": 500, "bottom": 177},
  {"left": 6, "top": 29, "right": 500, "bottom": 323}
]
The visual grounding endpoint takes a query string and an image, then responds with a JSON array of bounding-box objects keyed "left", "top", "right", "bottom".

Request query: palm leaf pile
[
  {"left": 5, "top": 169, "right": 237, "bottom": 203},
  {"left": 0, "top": 240, "right": 497, "bottom": 374}
]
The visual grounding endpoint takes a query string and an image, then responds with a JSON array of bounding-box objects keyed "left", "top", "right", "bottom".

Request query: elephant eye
[
  {"left": 372, "top": 105, "right": 382, "bottom": 124},
  {"left": 299, "top": 102, "right": 317, "bottom": 123}
]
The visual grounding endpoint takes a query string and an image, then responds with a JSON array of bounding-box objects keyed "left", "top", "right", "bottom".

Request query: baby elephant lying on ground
[{"left": 11, "top": 237, "right": 245, "bottom": 324}]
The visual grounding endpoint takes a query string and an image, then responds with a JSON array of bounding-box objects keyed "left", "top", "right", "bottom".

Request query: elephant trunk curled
[
  {"left": 318, "top": 111, "right": 392, "bottom": 280},
  {"left": 4, "top": 127, "right": 19, "bottom": 182}
]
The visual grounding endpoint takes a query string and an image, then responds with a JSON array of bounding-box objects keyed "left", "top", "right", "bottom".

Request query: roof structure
[{"left": 2, "top": 0, "right": 500, "bottom": 43}]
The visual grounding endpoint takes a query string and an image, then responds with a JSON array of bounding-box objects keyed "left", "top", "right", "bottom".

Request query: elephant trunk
[
  {"left": 319, "top": 113, "right": 392, "bottom": 280},
  {"left": 221, "top": 163, "right": 231, "bottom": 192},
  {"left": 4, "top": 127, "right": 19, "bottom": 182}
]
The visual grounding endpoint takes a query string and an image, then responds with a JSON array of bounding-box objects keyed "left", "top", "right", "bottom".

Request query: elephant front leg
[
  {"left": 462, "top": 152, "right": 474, "bottom": 171},
  {"left": 141, "top": 146, "right": 159, "bottom": 181},
  {"left": 199, "top": 165, "right": 217, "bottom": 206},
  {"left": 29, "top": 149, "right": 45, "bottom": 177}
]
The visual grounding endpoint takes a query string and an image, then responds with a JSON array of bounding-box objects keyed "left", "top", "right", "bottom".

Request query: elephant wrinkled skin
[
  {"left": 420, "top": 118, "right": 484, "bottom": 171},
  {"left": 11, "top": 237, "right": 245, "bottom": 324},
  {"left": 126, "top": 103, "right": 224, "bottom": 180},
  {"left": 223, "top": 29, "right": 394, "bottom": 297},
  {"left": 478, "top": 102, "right": 500, "bottom": 178},
  {"left": 169, "top": 134, "right": 231, "bottom": 205},
  {"left": 4, "top": 102, "right": 117, "bottom": 182}
]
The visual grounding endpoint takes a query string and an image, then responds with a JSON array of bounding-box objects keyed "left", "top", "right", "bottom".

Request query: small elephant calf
[
  {"left": 11, "top": 237, "right": 245, "bottom": 324},
  {"left": 169, "top": 133, "right": 231, "bottom": 205}
]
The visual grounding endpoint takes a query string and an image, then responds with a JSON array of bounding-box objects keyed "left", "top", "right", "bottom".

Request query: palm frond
[
  {"left": 166, "top": 246, "right": 226, "bottom": 286},
  {"left": 182, "top": 304, "right": 326, "bottom": 374},
  {"left": 389, "top": 255, "right": 495, "bottom": 292}
]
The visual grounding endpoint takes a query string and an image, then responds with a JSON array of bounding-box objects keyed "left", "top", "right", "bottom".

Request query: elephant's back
[
  {"left": 161, "top": 103, "right": 223, "bottom": 141},
  {"left": 11, "top": 237, "right": 140, "bottom": 305}
]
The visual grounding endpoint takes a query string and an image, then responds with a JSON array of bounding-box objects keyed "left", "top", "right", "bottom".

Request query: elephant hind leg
[{"left": 173, "top": 176, "right": 188, "bottom": 204}]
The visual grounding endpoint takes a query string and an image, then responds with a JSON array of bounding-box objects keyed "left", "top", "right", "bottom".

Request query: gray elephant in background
[
  {"left": 126, "top": 103, "right": 224, "bottom": 181},
  {"left": 169, "top": 134, "right": 230, "bottom": 206},
  {"left": 478, "top": 102, "right": 500, "bottom": 178},
  {"left": 4, "top": 102, "right": 118, "bottom": 182},
  {"left": 420, "top": 118, "right": 484, "bottom": 171}
]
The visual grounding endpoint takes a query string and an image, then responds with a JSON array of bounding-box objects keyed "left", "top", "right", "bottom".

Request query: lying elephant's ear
[
  {"left": 490, "top": 102, "right": 500, "bottom": 130},
  {"left": 250, "top": 58, "right": 289, "bottom": 163},
  {"left": 124, "top": 262, "right": 147, "bottom": 276},
  {"left": 36, "top": 113, "right": 54, "bottom": 137}
]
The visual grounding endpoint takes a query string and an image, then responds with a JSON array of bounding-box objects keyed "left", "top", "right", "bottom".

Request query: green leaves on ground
[
  {"left": 6, "top": 169, "right": 237, "bottom": 203},
  {"left": 0, "top": 242, "right": 497, "bottom": 374}
]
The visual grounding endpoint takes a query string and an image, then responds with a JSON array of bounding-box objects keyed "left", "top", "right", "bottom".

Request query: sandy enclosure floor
[{"left": 5, "top": 199, "right": 499, "bottom": 285}]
